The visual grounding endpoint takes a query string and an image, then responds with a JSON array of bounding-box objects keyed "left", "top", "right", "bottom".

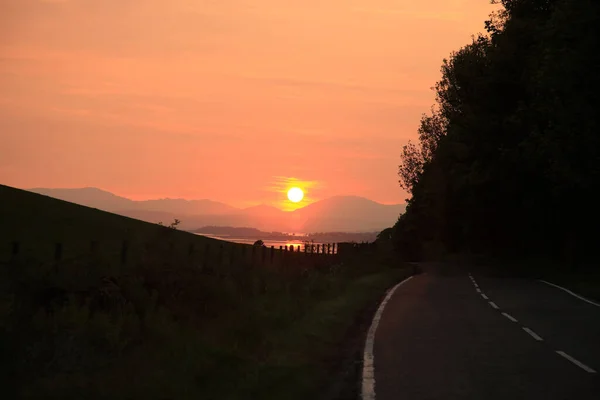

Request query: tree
[
  {"left": 376, "top": 228, "right": 393, "bottom": 242},
  {"left": 392, "top": 0, "right": 600, "bottom": 264},
  {"left": 157, "top": 219, "right": 181, "bottom": 230}
]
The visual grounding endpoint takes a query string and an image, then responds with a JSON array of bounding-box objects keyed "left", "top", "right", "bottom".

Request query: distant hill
[
  {"left": 30, "top": 187, "right": 135, "bottom": 211},
  {"left": 30, "top": 187, "right": 236, "bottom": 216},
  {"left": 27, "top": 187, "right": 405, "bottom": 233},
  {"left": 291, "top": 196, "right": 405, "bottom": 232}
]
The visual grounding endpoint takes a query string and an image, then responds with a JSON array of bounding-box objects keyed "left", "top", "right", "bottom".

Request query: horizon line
[{"left": 22, "top": 185, "right": 407, "bottom": 208}]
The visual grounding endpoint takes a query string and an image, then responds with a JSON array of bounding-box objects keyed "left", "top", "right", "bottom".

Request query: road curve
[{"left": 368, "top": 263, "right": 600, "bottom": 400}]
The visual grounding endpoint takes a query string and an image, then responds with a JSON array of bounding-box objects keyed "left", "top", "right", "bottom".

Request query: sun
[{"left": 287, "top": 187, "right": 304, "bottom": 203}]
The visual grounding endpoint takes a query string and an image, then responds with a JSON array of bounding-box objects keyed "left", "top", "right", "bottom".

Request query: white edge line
[
  {"left": 501, "top": 312, "right": 518, "bottom": 323},
  {"left": 522, "top": 327, "right": 543, "bottom": 341},
  {"left": 481, "top": 293, "right": 489, "bottom": 300},
  {"left": 489, "top": 301, "right": 499, "bottom": 309},
  {"left": 476, "top": 288, "right": 481, "bottom": 293},
  {"left": 539, "top": 280, "right": 600, "bottom": 308},
  {"left": 556, "top": 351, "right": 597, "bottom": 373},
  {"left": 362, "top": 275, "right": 414, "bottom": 400}
]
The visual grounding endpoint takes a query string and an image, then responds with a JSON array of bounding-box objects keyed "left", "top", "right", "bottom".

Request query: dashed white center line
[
  {"left": 556, "top": 351, "right": 597, "bottom": 373},
  {"left": 522, "top": 327, "right": 543, "bottom": 341},
  {"left": 501, "top": 312, "right": 518, "bottom": 323},
  {"left": 469, "top": 276, "right": 597, "bottom": 375}
]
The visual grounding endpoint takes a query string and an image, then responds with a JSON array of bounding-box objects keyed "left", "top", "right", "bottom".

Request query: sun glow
[{"left": 287, "top": 187, "right": 304, "bottom": 203}]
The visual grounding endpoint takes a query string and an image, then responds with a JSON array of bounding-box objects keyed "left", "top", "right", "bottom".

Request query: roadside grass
[
  {"left": 0, "top": 184, "right": 411, "bottom": 399},
  {"left": 1, "top": 247, "right": 408, "bottom": 399}
]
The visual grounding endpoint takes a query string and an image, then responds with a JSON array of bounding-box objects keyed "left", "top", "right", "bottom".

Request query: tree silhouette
[{"left": 393, "top": 0, "right": 600, "bottom": 266}]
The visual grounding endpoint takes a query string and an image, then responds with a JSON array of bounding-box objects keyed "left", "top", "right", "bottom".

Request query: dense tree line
[{"left": 394, "top": 0, "right": 600, "bottom": 265}]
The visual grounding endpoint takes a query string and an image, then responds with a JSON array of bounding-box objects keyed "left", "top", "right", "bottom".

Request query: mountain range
[{"left": 28, "top": 187, "right": 406, "bottom": 233}]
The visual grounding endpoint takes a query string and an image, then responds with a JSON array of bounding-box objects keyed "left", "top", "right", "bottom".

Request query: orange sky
[{"left": 0, "top": 0, "right": 496, "bottom": 209}]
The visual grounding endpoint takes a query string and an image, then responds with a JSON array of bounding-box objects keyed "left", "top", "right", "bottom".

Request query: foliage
[
  {"left": 157, "top": 219, "right": 181, "bottom": 229},
  {"left": 394, "top": 0, "right": 600, "bottom": 265}
]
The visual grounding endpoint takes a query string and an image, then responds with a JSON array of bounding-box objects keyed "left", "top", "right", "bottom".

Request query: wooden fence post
[
  {"left": 121, "top": 240, "right": 129, "bottom": 264},
  {"left": 203, "top": 243, "right": 210, "bottom": 270},
  {"left": 11, "top": 241, "right": 19, "bottom": 259},
  {"left": 54, "top": 242, "right": 63, "bottom": 262}
]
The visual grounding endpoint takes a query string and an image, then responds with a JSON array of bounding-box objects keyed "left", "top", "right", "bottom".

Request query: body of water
[{"left": 194, "top": 233, "right": 330, "bottom": 250}]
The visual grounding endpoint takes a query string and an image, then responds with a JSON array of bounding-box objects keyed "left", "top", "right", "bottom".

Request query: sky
[{"left": 0, "top": 0, "right": 496, "bottom": 209}]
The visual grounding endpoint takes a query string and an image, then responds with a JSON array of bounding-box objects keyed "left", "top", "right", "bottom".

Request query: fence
[
  {"left": 4, "top": 238, "right": 371, "bottom": 268},
  {"left": 2, "top": 236, "right": 379, "bottom": 277}
]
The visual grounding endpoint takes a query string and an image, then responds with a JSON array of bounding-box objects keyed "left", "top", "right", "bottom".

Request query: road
[{"left": 366, "top": 263, "right": 600, "bottom": 399}]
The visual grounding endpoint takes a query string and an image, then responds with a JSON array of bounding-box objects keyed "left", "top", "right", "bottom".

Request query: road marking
[
  {"left": 481, "top": 293, "right": 489, "bottom": 300},
  {"left": 476, "top": 288, "right": 481, "bottom": 293},
  {"left": 362, "top": 275, "right": 414, "bottom": 400},
  {"left": 522, "top": 327, "right": 543, "bottom": 341},
  {"left": 555, "top": 351, "right": 597, "bottom": 373},
  {"left": 489, "top": 301, "right": 499, "bottom": 309},
  {"left": 539, "top": 280, "right": 600, "bottom": 308},
  {"left": 501, "top": 312, "right": 518, "bottom": 323}
]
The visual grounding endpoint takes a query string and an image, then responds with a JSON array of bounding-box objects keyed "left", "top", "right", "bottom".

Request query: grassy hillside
[
  {"left": 0, "top": 184, "right": 412, "bottom": 399},
  {"left": 1, "top": 184, "right": 226, "bottom": 264}
]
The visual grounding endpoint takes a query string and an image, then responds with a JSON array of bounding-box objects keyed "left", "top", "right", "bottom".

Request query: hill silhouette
[{"left": 27, "top": 187, "right": 405, "bottom": 233}]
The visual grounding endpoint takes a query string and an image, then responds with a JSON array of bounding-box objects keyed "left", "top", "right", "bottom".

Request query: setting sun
[{"left": 287, "top": 187, "right": 304, "bottom": 203}]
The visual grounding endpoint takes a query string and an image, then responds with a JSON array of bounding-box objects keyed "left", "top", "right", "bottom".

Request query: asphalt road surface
[{"left": 370, "top": 263, "right": 600, "bottom": 400}]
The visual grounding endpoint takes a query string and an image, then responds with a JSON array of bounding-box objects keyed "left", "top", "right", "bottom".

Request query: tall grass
[{"left": 0, "top": 229, "right": 409, "bottom": 399}]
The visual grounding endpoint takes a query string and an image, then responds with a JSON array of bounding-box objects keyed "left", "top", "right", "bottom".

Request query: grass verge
[{"left": 1, "top": 246, "right": 410, "bottom": 400}]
